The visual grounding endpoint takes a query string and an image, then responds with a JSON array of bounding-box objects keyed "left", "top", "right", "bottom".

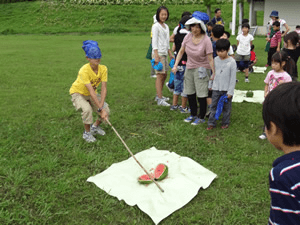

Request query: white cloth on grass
[
  {"left": 87, "top": 147, "right": 217, "bottom": 224},
  {"left": 232, "top": 89, "right": 264, "bottom": 104},
  {"left": 252, "top": 66, "right": 267, "bottom": 74}
]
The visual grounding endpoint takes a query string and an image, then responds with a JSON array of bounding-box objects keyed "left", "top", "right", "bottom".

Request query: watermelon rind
[
  {"left": 138, "top": 174, "right": 153, "bottom": 184},
  {"left": 154, "top": 164, "right": 168, "bottom": 181}
]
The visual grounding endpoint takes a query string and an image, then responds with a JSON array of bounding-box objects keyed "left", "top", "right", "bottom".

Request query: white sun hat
[{"left": 185, "top": 17, "right": 207, "bottom": 33}]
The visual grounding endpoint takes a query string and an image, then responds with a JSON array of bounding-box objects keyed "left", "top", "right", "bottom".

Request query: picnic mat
[
  {"left": 233, "top": 90, "right": 264, "bottom": 104},
  {"left": 252, "top": 66, "right": 267, "bottom": 74},
  {"left": 87, "top": 147, "right": 217, "bottom": 224}
]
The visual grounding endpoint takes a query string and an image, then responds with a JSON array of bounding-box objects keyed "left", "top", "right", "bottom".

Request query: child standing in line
[
  {"left": 207, "top": 39, "right": 236, "bottom": 130},
  {"left": 262, "top": 82, "right": 300, "bottom": 225},
  {"left": 283, "top": 31, "right": 300, "bottom": 81},
  {"left": 70, "top": 40, "right": 109, "bottom": 143},
  {"left": 266, "top": 21, "right": 281, "bottom": 68},
  {"left": 146, "top": 15, "right": 157, "bottom": 79},
  {"left": 152, "top": 6, "right": 174, "bottom": 106},
  {"left": 235, "top": 23, "right": 254, "bottom": 82},
  {"left": 259, "top": 51, "right": 292, "bottom": 140},
  {"left": 206, "top": 22, "right": 213, "bottom": 38},
  {"left": 221, "top": 31, "right": 234, "bottom": 57},
  {"left": 169, "top": 15, "right": 190, "bottom": 113}
]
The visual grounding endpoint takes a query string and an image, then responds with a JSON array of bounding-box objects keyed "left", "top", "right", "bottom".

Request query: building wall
[{"left": 264, "top": 0, "right": 300, "bottom": 26}]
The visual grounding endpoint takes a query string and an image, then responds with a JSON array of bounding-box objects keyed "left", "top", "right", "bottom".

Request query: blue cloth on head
[
  {"left": 192, "top": 11, "right": 210, "bottom": 24},
  {"left": 215, "top": 94, "right": 228, "bottom": 120},
  {"left": 82, "top": 40, "right": 102, "bottom": 59},
  {"left": 151, "top": 59, "right": 163, "bottom": 71},
  {"left": 169, "top": 58, "right": 175, "bottom": 68}
]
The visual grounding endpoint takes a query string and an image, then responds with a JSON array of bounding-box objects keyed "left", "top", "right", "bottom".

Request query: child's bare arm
[
  {"left": 86, "top": 83, "right": 108, "bottom": 119},
  {"left": 264, "top": 84, "right": 269, "bottom": 98}
]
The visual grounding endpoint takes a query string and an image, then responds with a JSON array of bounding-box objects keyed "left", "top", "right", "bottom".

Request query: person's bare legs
[
  {"left": 84, "top": 124, "right": 91, "bottom": 132},
  {"left": 181, "top": 96, "right": 188, "bottom": 108},
  {"left": 245, "top": 68, "right": 249, "bottom": 81},
  {"left": 156, "top": 73, "right": 167, "bottom": 98},
  {"left": 172, "top": 94, "right": 179, "bottom": 106}
]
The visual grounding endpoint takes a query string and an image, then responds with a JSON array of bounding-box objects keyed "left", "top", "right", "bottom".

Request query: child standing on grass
[
  {"left": 235, "top": 23, "right": 254, "bottom": 82},
  {"left": 266, "top": 21, "right": 281, "bottom": 68},
  {"left": 283, "top": 31, "right": 300, "bottom": 81},
  {"left": 259, "top": 51, "right": 292, "bottom": 140},
  {"left": 207, "top": 39, "right": 236, "bottom": 130},
  {"left": 70, "top": 40, "right": 109, "bottom": 143},
  {"left": 262, "top": 82, "right": 300, "bottom": 224},
  {"left": 169, "top": 15, "right": 190, "bottom": 113},
  {"left": 152, "top": 6, "right": 174, "bottom": 107}
]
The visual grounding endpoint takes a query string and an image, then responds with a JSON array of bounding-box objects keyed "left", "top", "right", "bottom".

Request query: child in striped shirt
[{"left": 263, "top": 82, "right": 300, "bottom": 224}]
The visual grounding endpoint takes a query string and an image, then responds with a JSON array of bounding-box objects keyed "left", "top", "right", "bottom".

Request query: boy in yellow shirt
[{"left": 70, "top": 40, "right": 109, "bottom": 143}]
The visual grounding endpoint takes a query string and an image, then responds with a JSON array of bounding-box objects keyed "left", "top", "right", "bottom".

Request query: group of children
[{"left": 67, "top": 6, "right": 300, "bottom": 224}]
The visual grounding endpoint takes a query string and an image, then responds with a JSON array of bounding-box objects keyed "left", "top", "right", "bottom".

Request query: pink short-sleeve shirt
[{"left": 182, "top": 33, "right": 213, "bottom": 69}]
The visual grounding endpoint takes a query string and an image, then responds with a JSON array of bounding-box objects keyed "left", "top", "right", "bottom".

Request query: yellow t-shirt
[{"left": 69, "top": 63, "right": 108, "bottom": 96}]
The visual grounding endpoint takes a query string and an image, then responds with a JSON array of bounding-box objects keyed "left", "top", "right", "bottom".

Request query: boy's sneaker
[
  {"left": 191, "top": 118, "right": 205, "bottom": 125},
  {"left": 179, "top": 106, "right": 190, "bottom": 113},
  {"left": 170, "top": 105, "right": 179, "bottom": 111},
  {"left": 83, "top": 131, "right": 96, "bottom": 143},
  {"left": 157, "top": 98, "right": 170, "bottom": 106},
  {"left": 259, "top": 132, "right": 267, "bottom": 140},
  {"left": 245, "top": 78, "right": 249, "bottom": 83},
  {"left": 150, "top": 74, "right": 157, "bottom": 78},
  {"left": 165, "top": 82, "right": 174, "bottom": 92},
  {"left": 91, "top": 125, "right": 106, "bottom": 136},
  {"left": 184, "top": 116, "right": 196, "bottom": 123},
  {"left": 155, "top": 96, "right": 170, "bottom": 102}
]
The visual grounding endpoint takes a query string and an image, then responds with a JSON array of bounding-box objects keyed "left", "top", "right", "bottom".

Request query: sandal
[{"left": 221, "top": 125, "right": 229, "bottom": 129}]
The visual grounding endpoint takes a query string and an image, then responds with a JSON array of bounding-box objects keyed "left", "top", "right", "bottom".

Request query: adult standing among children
[
  {"left": 172, "top": 15, "right": 215, "bottom": 125},
  {"left": 268, "top": 10, "right": 290, "bottom": 37},
  {"left": 210, "top": 8, "right": 224, "bottom": 26},
  {"left": 152, "top": 6, "right": 174, "bottom": 106}
]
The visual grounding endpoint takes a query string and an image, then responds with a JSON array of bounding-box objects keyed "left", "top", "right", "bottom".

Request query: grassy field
[
  {"left": 0, "top": 1, "right": 298, "bottom": 225},
  {"left": 0, "top": 1, "right": 264, "bottom": 35},
  {"left": 0, "top": 32, "right": 286, "bottom": 224}
]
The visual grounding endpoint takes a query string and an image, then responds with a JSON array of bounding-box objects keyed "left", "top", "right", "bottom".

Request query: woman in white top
[
  {"left": 152, "top": 6, "right": 174, "bottom": 106},
  {"left": 268, "top": 10, "right": 290, "bottom": 37}
]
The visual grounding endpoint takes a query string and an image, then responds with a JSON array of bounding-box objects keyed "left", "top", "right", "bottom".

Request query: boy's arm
[
  {"left": 236, "top": 40, "right": 239, "bottom": 47},
  {"left": 227, "top": 61, "right": 237, "bottom": 97},
  {"left": 168, "top": 49, "right": 174, "bottom": 60},
  {"left": 85, "top": 83, "right": 108, "bottom": 119},
  {"left": 277, "top": 33, "right": 281, "bottom": 52}
]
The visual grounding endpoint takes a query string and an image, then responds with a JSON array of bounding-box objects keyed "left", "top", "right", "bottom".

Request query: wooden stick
[{"left": 106, "top": 119, "right": 164, "bottom": 193}]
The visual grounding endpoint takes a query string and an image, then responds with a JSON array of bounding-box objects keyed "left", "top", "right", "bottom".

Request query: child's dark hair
[
  {"left": 284, "top": 31, "right": 299, "bottom": 46},
  {"left": 263, "top": 82, "right": 300, "bottom": 146},
  {"left": 207, "top": 21, "right": 213, "bottom": 27},
  {"left": 215, "top": 8, "right": 221, "bottom": 14},
  {"left": 272, "top": 51, "right": 296, "bottom": 76},
  {"left": 156, "top": 6, "right": 169, "bottom": 22},
  {"left": 242, "top": 23, "right": 250, "bottom": 29},
  {"left": 251, "top": 44, "right": 255, "bottom": 51},
  {"left": 242, "top": 18, "right": 249, "bottom": 24},
  {"left": 296, "top": 25, "right": 300, "bottom": 29},
  {"left": 272, "top": 21, "right": 280, "bottom": 27},
  {"left": 224, "top": 31, "right": 230, "bottom": 38},
  {"left": 181, "top": 11, "right": 191, "bottom": 18},
  {"left": 232, "top": 44, "right": 237, "bottom": 52},
  {"left": 212, "top": 24, "right": 225, "bottom": 38},
  {"left": 216, "top": 39, "right": 230, "bottom": 52}
]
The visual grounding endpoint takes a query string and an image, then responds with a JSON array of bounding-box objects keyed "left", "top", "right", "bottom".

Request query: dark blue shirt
[
  {"left": 212, "top": 40, "right": 217, "bottom": 58},
  {"left": 268, "top": 151, "right": 300, "bottom": 224}
]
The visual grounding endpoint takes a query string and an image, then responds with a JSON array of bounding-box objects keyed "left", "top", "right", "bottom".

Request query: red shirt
[
  {"left": 270, "top": 31, "right": 282, "bottom": 48},
  {"left": 250, "top": 51, "right": 256, "bottom": 61}
]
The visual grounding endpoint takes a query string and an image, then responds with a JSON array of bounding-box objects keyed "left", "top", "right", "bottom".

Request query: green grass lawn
[
  {"left": 0, "top": 32, "right": 289, "bottom": 225},
  {"left": 1, "top": 1, "right": 299, "bottom": 225}
]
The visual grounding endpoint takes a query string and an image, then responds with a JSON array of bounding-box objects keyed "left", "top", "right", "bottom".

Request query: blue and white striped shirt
[{"left": 268, "top": 151, "right": 300, "bottom": 224}]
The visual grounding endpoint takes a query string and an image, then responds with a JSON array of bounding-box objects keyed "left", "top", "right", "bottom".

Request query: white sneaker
[
  {"left": 165, "top": 82, "right": 174, "bottom": 92},
  {"left": 157, "top": 99, "right": 170, "bottom": 106},
  {"left": 150, "top": 74, "right": 157, "bottom": 78},
  {"left": 83, "top": 131, "right": 96, "bottom": 143},
  {"left": 245, "top": 78, "right": 249, "bottom": 83},
  {"left": 91, "top": 125, "right": 106, "bottom": 136},
  {"left": 155, "top": 96, "right": 170, "bottom": 102},
  {"left": 259, "top": 132, "right": 267, "bottom": 140}
]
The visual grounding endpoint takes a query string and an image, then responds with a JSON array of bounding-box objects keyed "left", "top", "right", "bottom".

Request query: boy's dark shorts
[{"left": 235, "top": 53, "right": 250, "bottom": 71}]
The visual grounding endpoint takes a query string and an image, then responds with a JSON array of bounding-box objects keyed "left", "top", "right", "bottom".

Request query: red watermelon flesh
[
  {"left": 138, "top": 173, "right": 154, "bottom": 184},
  {"left": 154, "top": 164, "right": 168, "bottom": 181}
]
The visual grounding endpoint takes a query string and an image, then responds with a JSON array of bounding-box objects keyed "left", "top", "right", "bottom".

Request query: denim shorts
[{"left": 174, "top": 65, "right": 187, "bottom": 97}]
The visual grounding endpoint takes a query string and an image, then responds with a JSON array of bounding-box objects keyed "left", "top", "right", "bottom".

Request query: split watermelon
[{"left": 138, "top": 164, "right": 168, "bottom": 184}]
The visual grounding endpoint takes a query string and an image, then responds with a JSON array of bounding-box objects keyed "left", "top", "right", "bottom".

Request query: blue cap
[
  {"left": 192, "top": 11, "right": 210, "bottom": 24},
  {"left": 269, "top": 10, "right": 279, "bottom": 18},
  {"left": 151, "top": 59, "right": 163, "bottom": 71},
  {"left": 82, "top": 40, "right": 102, "bottom": 59}
]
